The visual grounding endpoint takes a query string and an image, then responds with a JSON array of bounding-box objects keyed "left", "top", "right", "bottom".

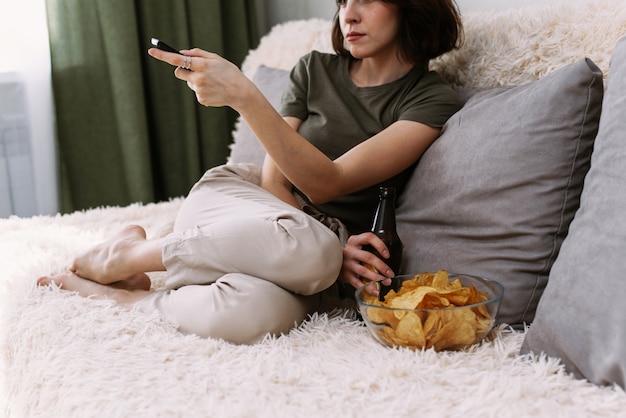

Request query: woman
[{"left": 38, "top": 0, "right": 463, "bottom": 344}]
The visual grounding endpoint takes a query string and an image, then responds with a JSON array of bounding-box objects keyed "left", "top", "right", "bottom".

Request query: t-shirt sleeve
[
  {"left": 279, "top": 54, "right": 311, "bottom": 121},
  {"left": 396, "top": 73, "right": 463, "bottom": 128}
]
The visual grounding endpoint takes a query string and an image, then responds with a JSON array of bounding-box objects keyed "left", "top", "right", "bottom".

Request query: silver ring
[{"left": 182, "top": 56, "right": 192, "bottom": 70}]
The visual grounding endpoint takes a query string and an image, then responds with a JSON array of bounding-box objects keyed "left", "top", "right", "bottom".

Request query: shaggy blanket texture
[
  {"left": 2, "top": 200, "right": 626, "bottom": 417},
  {"left": 4, "top": 1, "right": 626, "bottom": 416}
]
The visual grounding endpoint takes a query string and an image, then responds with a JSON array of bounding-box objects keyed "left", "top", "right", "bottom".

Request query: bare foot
[
  {"left": 70, "top": 225, "right": 164, "bottom": 285},
  {"left": 37, "top": 271, "right": 150, "bottom": 306},
  {"left": 110, "top": 273, "right": 152, "bottom": 291}
]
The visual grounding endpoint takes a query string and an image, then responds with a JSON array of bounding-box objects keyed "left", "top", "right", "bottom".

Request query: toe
[{"left": 37, "top": 276, "right": 52, "bottom": 286}]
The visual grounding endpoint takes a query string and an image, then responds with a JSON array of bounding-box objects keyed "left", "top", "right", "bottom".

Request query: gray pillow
[
  {"left": 521, "top": 37, "right": 626, "bottom": 387},
  {"left": 396, "top": 58, "right": 604, "bottom": 327},
  {"left": 228, "top": 66, "right": 288, "bottom": 166}
]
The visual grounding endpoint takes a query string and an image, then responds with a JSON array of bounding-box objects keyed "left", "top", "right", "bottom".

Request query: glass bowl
[{"left": 355, "top": 273, "right": 504, "bottom": 351}]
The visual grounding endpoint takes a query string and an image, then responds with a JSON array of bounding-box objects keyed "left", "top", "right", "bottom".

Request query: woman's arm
[
  {"left": 242, "top": 100, "right": 439, "bottom": 205},
  {"left": 258, "top": 117, "right": 302, "bottom": 208},
  {"left": 147, "top": 48, "right": 440, "bottom": 205}
]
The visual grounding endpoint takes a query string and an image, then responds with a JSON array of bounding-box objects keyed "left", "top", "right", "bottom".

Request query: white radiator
[{"left": 0, "top": 73, "right": 37, "bottom": 218}]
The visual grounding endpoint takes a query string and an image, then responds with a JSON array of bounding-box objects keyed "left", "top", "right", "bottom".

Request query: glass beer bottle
[{"left": 363, "top": 187, "right": 403, "bottom": 300}]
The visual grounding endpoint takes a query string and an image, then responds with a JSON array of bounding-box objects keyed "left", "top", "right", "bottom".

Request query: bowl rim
[{"left": 355, "top": 272, "right": 505, "bottom": 312}]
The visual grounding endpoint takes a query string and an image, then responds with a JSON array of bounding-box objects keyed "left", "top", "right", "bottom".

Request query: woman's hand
[
  {"left": 148, "top": 47, "right": 252, "bottom": 109},
  {"left": 338, "top": 232, "right": 394, "bottom": 296}
]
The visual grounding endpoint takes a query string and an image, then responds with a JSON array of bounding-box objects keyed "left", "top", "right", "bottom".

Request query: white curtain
[{"left": 0, "top": 0, "right": 58, "bottom": 216}]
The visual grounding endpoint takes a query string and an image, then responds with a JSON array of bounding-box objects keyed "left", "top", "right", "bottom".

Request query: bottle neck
[{"left": 371, "top": 187, "right": 397, "bottom": 235}]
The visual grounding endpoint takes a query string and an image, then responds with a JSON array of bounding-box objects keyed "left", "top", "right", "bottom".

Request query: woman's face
[{"left": 337, "top": 0, "right": 400, "bottom": 61}]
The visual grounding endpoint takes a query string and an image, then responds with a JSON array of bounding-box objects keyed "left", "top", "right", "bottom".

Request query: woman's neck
[{"left": 349, "top": 57, "right": 415, "bottom": 87}]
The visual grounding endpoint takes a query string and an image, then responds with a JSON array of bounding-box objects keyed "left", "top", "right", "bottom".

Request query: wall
[
  {"left": 0, "top": 0, "right": 58, "bottom": 217},
  {"left": 257, "top": 0, "right": 592, "bottom": 34},
  {"left": 256, "top": 0, "right": 337, "bottom": 34}
]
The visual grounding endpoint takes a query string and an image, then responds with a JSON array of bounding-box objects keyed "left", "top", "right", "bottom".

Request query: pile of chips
[{"left": 361, "top": 270, "right": 493, "bottom": 351}]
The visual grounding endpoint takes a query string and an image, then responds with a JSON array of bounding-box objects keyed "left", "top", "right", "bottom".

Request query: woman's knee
[
  {"left": 143, "top": 274, "right": 319, "bottom": 345},
  {"left": 275, "top": 219, "right": 343, "bottom": 295}
]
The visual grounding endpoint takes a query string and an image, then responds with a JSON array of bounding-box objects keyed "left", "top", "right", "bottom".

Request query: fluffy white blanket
[
  {"left": 2, "top": 200, "right": 626, "bottom": 417},
  {"left": 4, "top": 1, "right": 626, "bottom": 416}
]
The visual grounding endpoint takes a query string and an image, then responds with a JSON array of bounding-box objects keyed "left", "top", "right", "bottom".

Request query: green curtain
[{"left": 46, "top": 0, "right": 259, "bottom": 213}]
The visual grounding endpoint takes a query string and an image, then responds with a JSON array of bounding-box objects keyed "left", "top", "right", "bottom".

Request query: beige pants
[{"left": 138, "top": 164, "right": 344, "bottom": 344}]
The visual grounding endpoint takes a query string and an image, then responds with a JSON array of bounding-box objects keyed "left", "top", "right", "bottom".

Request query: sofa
[
  {"left": 229, "top": 0, "right": 626, "bottom": 387},
  {"left": 2, "top": 1, "right": 626, "bottom": 416}
]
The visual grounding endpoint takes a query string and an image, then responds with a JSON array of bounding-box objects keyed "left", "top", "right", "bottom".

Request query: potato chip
[
  {"left": 432, "top": 270, "right": 451, "bottom": 290},
  {"left": 395, "top": 312, "right": 426, "bottom": 348},
  {"left": 360, "top": 290, "right": 378, "bottom": 305},
  {"left": 415, "top": 272, "right": 435, "bottom": 286},
  {"left": 420, "top": 292, "right": 451, "bottom": 309},
  {"left": 389, "top": 286, "right": 437, "bottom": 310},
  {"left": 467, "top": 285, "right": 489, "bottom": 305},
  {"left": 367, "top": 306, "right": 399, "bottom": 328},
  {"left": 438, "top": 288, "right": 471, "bottom": 306},
  {"left": 363, "top": 263, "right": 379, "bottom": 274},
  {"left": 426, "top": 309, "right": 478, "bottom": 351},
  {"left": 380, "top": 325, "right": 409, "bottom": 347}
]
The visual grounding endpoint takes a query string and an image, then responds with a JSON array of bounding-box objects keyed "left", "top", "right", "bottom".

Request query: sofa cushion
[
  {"left": 396, "top": 58, "right": 603, "bottom": 326},
  {"left": 520, "top": 37, "right": 626, "bottom": 388},
  {"left": 228, "top": 65, "right": 289, "bottom": 166}
]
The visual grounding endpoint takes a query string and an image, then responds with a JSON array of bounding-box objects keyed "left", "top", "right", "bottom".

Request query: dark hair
[{"left": 332, "top": 0, "right": 463, "bottom": 64}]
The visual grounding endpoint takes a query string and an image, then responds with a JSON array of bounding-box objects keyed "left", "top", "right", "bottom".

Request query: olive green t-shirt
[{"left": 280, "top": 51, "right": 462, "bottom": 233}]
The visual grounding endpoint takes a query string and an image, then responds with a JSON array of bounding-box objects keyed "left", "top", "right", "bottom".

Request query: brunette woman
[{"left": 38, "top": 0, "right": 463, "bottom": 344}]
